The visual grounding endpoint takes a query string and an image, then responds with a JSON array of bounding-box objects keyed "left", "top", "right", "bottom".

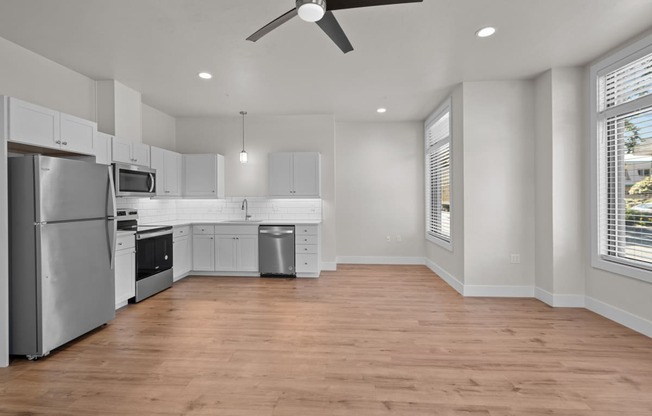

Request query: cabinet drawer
[
  {"left": 193, "top": 225, "right": 215, "bottom": 235},
  {"left": 214, "top": 224, "right": 259, "bottom": 235},
  {"left": 116, "top": 233, "right": 135, "bottom": 250},
  {"left": 296, "top": 225, "right": 318, "bottom": 235},
  {"left": 295, "top": 244, "right": 318, "bottom": 254},
  {"left": 174, "top": 225, "right": 191, "bottom": 238},
  {"left": 296, "top": 253, "right": 318, "bottom": 273},
  {"left": 296, "top": 234, "right": 318, "bottom": 245}
]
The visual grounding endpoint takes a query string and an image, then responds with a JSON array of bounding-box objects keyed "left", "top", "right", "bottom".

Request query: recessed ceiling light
[
  {"left": 198, "top": 72, "right": 213, "bottom": 80},
  {"left": 377, "top": 108, "right": 387, "bottom": 113},
  {"left": 476, "top": 27, "right": 496, "bottom": 38}
]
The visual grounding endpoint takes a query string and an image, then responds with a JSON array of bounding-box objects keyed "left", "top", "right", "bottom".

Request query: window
[
  {"left": 593, "top": 36, "right": 652, "bottom": 280},
  {"left": 425, "top": 99, "right": 452, "bottom": 248}
]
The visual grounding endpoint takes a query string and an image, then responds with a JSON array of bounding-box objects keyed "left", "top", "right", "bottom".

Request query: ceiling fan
[{"left": 246, "top": 0, "right": 424, "bottom": 54}]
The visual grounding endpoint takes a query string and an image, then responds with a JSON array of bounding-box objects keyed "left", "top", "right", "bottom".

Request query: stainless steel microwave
[{"left": 113, "top": 163, "right": 156, "bottom": 197}]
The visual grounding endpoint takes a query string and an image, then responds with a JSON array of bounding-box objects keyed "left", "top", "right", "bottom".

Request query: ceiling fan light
[{"left": 297, "top": 0, "right": 326, "bottom": 22}]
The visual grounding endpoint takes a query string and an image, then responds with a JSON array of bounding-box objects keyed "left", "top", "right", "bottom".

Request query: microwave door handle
[{"left": 148, "top": 173, "right": 155, "bottom": 193}]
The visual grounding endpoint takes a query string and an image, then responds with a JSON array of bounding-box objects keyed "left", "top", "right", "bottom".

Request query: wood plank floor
[{"left": 1, "top": 265, "right": 652, "bottom": 415}]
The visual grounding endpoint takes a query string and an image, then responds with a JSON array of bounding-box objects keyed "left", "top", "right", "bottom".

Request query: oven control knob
[{"left": 165, "top": 255, "right": 169, "bottom": 260}]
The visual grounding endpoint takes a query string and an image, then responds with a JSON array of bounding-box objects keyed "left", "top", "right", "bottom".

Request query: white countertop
[{"left": 144, "top": 220, "right": 322, "bottom": 227}]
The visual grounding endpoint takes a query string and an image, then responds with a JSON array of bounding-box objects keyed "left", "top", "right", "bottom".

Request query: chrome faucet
[{"left": 241, "top": 198, "right": 252, "bottom": 221}]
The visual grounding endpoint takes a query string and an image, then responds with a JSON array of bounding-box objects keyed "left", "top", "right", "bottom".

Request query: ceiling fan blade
[
  {"left": 315, "top": 11, "right": 353, "bottom": 54},
  {"left": 326, "top": 0, "right": 423, "bottom": 11},
  {"left": 246, "top": 8, "right": 298, "bottom": 42}
]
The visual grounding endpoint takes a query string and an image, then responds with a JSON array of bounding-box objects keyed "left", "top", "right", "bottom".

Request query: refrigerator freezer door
[
  {"left": 38, "top": 220, "right": 115, "bottom": 355},
  {"left": 36, "top": 156, "right": 112, "bottom": 223}
]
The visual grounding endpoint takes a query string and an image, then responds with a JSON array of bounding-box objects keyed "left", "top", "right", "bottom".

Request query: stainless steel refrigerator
[{"left": 8, "top": 155, "right": 116, "bottom": 359}]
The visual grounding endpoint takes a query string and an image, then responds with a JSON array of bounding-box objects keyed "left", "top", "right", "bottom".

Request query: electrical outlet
[
  {"left": 386, "top": 235, "right": 391, "bottom": 242},
  {"left": 510, "top": 254, "right": 521, "bottom": 264}
]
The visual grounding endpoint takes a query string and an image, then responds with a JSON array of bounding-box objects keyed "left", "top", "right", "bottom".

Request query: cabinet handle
[
  {"left": 165, "top": 191, "right": 170, "bottom": 193},
  {"left": 304, "top": 248, "right": 308, "bottom": 251},
  {"left": 118, "top": 242, "right": 123, "bottom": 246},
  {"left": 55, "top": 140, "right": 61, "bottom": 144},
  {"left": 212, "top": 190, "right": 215, "bottom": 193},
  {"left": 62, "top": 141, "right": 68, "bottom": 146},
  {"left": 304, "top": 262, "right": 308, "bottom": 265},
  {"left": 180, "top": 231, "right": 184, "bottom": 234}
]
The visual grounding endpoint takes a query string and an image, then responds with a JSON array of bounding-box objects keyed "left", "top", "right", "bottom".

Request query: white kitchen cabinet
[
  {"left": 115, "top": 233, "right": 136, "bottom": 309},
  {"left": 268, "top": 152, "right": 321, "bottom": 197},
  {"left": 192, "top": 234, "right": 215, "bottom": 271},
  {"left": 94, "top": 132, "right": 112, "bottom": 165},
  {"left": 295, "top": 224, "right": 320, "bottom": 276},
  {"left": 213, "top": 226, "right": 258, "bottom": 273},
  {"left": 151, "top": 146, "right": 182, "bottom": 197},
  {"left": 183, "top": 154, "right": 225, "bottom": 198},
  {"left": 6, "top": 97, "right": 96, "bottom": 155},
  {"left": 173, "top": 234, "right": 192, "bottom": 281},
  {"left": 112, "top": 136, "right": 150, "bottom": 167}
]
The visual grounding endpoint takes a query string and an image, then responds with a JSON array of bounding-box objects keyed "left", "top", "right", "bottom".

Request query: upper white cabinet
[
  {"left": 112, "top": 136, "right": 150, "bottom": 167},
  {"left": 6, "top": 97, "right": 96, "bottom": 155},
  {"left": 183, "top": 154, "right": 225, "bottom": 198},
  {"left": 151, "top": 146, "right": 182, "bottom": 197},
  {"left": 269, "top": 152, "right": 321, "bottom": 198}
]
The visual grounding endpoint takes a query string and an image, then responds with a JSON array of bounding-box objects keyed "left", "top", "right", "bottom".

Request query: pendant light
[{"left": 239, "top": 111, "right": 248, "bottom": 164}]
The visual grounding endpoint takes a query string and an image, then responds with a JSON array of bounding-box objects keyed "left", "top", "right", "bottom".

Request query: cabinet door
[
  {"left": 192, "top": 235, "right": 215, "bottom": 271},
  {"left": 60, "top": 112, "right": 96, "bottom": 155},
  {"left": 268, "top": 152, "right": 293, "bottom": 196},
  {"left": 215, "top": 235, "right": 237, "bottom": 271},
  {"left": 184, "top": 154, "right": 218, "bottom": 197},
  {"left": 237, "top": 235, "right": 259, "bottom": 272},
  {"left": 165, "top": 151, "right": 182, "bottom": 196},
  {"left": 7, "top": 97, "right": 60, "bottom": 148},
  {"left": 150, "top": 146, "right": 167, "bottom": 196},
  {"left": 132, "top": 142, "right": 150, "bottom": 167},
  {"left": 173, "top": 236, "right": 191, "bottom": 281},
  {"left": 94, "top": 132, "right": 112, "bottom": 165},
  {"left": 293, "top": 152, "right": 320, "bottom": 197},
  {"left": 115, "top": 248, "right": 136, "bottom": 308},
  {"left": 112, "top": 137, "right": 133, "bottom": 164}
]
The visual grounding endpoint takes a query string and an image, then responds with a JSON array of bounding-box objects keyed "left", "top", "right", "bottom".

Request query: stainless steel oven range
[{"left": 116, "top": 209, "right": 173, "bottom": 302}]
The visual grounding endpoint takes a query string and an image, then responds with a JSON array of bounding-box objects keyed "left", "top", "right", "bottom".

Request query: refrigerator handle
[
  {"left": 108, "top": 219, "right": 117, "bottom": 270},
  {"left": 107, "top": 166, "right": 117, "bottom": 218}
]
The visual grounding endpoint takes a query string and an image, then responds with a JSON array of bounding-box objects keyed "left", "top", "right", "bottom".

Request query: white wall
[
  {"left": 97, "top": 80, "right": 143, "bottom": 141},
  {"left": 335, "top": 122, "right": 425, "bottom": 262},
  {"left": 462, "top": 81, "right": 536, "bottom": 289},
  {"left": 0, "top": 99, "right": 8, "bottom": 367},
  {"left": 142, "top": 103, "right": 176, "bottom": 151},
  {"left": 176, "top": 115, "right": 336, "bottom": 265},
  {"left": 534, "top": 71, "right": 554, "bottom": 293},
  {"left": 426, "top": 85, "right": 465, "bottom": 283},
  {"left": 0, "top": 36, "right": 95, "bottom": 121}
]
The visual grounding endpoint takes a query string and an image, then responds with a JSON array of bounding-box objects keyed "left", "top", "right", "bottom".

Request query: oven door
[
  {"left": 114, "top": 164, "right": 156, "bottom": 197},
  {"left": 136, "top": 231, "right": 173, "bottom": 281}
]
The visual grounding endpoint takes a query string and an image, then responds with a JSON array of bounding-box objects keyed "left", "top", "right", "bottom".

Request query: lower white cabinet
[
  {"left": 192, "top": 234, "right": 215, "bottom": 271},
  {"left": 114, "top": 233, "right": 136, "bottom": 309},
  {"left": 295, "top": 225, "right": 320, "bottom": 276},
  {"left": 173, "top": 234, "right": 192, "bottom": 281},
  {"left": 215, "top": 235, "right": 258, "bottom": 272}
]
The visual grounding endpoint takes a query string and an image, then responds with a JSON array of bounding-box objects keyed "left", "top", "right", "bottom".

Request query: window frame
[
  {"left": 425, "top": 97, "right": 453, "bottom": 250},
  {"left": 590, "top": 33, "right": 652, "bottom": 283}
]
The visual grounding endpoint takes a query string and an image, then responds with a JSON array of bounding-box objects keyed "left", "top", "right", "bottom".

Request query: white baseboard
[
  {"left": 586, "top": 296, "right": 652, "bottom": 338},
  {"left": 336, "top": 256, "right": 425, "bottom": 265},
  {"left": 464, "top": 285, "right": 534, "bottom": 298},
  {"left": 321, "top": 262, "right": 337, "bottom": 271},
  {"left": 535, "top": 287, "right": 585, "bottom": 307},
  {"left": 425, "top": 258, "right": 464, "bottom": 295}
]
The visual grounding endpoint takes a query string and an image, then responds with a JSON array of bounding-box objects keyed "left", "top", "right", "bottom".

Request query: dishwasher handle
[{"left": 260, "top": 229, "right": 294, "bottom": 235}]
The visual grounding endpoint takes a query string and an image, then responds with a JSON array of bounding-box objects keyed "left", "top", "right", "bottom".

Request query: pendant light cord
[{"left": 240, "top": 111, "right": 247, "bottom": 151}]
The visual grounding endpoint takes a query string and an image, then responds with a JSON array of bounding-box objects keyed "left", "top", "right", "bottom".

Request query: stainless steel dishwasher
[{"left": 259, "top": 225, "right": 296, "bottom": 276}]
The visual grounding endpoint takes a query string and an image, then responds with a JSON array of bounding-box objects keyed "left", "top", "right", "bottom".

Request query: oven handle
[{"left": 137, "top": 230, "right": 173, "bottom": 240}]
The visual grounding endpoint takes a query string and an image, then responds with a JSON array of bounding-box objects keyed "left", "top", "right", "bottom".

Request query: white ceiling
[{"left": 0, "top": 0, "right": 651, "bottom": 121}]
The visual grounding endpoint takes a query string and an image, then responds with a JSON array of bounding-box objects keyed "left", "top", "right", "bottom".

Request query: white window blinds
[
  {"left": 425, "top": 106, "right": 451, "bottom": 244},
  {"left": 598, "top": 48, "right": 652, "bottom": 270}
]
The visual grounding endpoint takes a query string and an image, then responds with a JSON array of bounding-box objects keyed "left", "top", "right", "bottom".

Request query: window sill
[
  {"left": 426, "top": 234, "right": 453, "bottom": 252},
  {"left": 591, "top": 254, "right": 652, "bottom": 284}
]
